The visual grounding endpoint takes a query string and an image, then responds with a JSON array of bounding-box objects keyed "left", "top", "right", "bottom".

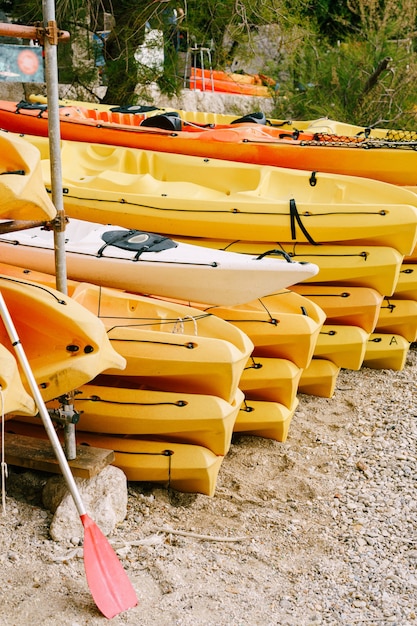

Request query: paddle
[{"left": 0, "top": 290, "right": 138, "bottom": 619}]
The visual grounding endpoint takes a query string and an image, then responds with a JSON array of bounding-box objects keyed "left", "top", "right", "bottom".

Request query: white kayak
[{"left": 0, "top": 218, "right": 319, "bottom": 305}]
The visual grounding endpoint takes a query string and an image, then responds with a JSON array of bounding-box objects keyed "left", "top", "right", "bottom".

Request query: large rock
[{"left": 42, "top": 465, "right": 128, "bottom": 542}]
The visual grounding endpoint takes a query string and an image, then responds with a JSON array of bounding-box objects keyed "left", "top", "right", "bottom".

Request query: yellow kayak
[
  {"left": 298, "top": 358, "right": 341, "bottom": 398},
  {"left": 201, "top": 290, "right": 326, "bottom": 369},
  {"left": 234, "top": 396, "right": 299, "bottom": 443},
  {"left": 100, "top": 325, "right": 251, "bottom": 403},
  {"left": 375, "top": 298, "right": 417, "bottom": 343},
  {"left": 0, "top": 344, "right": 36, "bottom": 416},
  {"left": 313, "top": 324, "right": 369, "bottom": 370},
  {"left": 177, "top": 237, "right": 404, "bottom": 297},
  {"left": 239, "top": 356, "right": 302, "bottom": 408},
  {"left": 70, "top": 282, "right": 253, "bottom": 403},
  {"left": 0, "top": 131, "right": 56, "bottom": 221},
  {"left": 5, "top": 420, "right": 223, "bottom": 496},
  {"left": 290, "top": 284, "right": 384, "bottom": 333},
  {"left": 20, "top": 132, "right": 417, "bottom": 254},
  {"left": 28, "top": 385, "right": 244, "bottom": 456},
  {"left": 0, "top": 263, "right": 252, "bottom": 403},
  {"left": 363, "top": 333, "right": 410, "bottom": 371},
  {"left": 0, "top": 274, "right": 125, "bottom": 401}
]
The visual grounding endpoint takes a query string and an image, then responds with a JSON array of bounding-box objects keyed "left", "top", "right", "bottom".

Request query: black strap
[
  {"left": 289, "top": 198, "right": 318, "bottom": 245},
  {"left": 266, "top": 119, "right": 294, "bottom": 128},
  {"left": 231, "top": 112, "right": 266, "bottom": 125},
  {"left": 255, "top": 249, "right": 293, "bottom": 263},
  {"left": 278, "top": 130, "right": 301, "bottom": 140}
]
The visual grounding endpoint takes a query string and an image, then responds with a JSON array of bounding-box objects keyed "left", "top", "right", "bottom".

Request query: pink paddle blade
[{"left": 81, "top": 514, "right": 138, "bottom": 619}]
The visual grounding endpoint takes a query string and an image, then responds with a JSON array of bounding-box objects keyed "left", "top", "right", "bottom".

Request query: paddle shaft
[
  {"left": 0, "top": 290, "right": 138, "bottom": 617},
  {"left": 0, "top": 291, "right": 85, "bottom": 514}
]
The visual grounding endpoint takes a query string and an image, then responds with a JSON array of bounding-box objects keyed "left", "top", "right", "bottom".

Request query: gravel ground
[{"left": 0, "top": 346, "right": 416, "bottom": 626}]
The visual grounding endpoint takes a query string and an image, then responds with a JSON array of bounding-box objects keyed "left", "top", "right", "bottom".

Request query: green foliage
[
  {"left": 271, "top": 0, "right": 417, "bottom": 128},
  {"left": 1, "top": 0, "right": 417, "bottom": 127}
]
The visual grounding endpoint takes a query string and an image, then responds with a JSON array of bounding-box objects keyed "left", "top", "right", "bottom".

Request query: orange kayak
[
  {"left": 190, "top": 67, "right": 276, "bottom": 86},
  {"left": 1, "top": 100, "right": 417, "bottom": 185},
  {"left": 189, "top": 69, "right": 273, "bottom": 96}
]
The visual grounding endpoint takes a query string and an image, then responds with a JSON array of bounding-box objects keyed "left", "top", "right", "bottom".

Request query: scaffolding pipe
[
  {"left": 0, "top": 22, "right": 70, "bottom": 42},
  {"left": 42, "top": 0, "right": 75, "bottom": 459}
]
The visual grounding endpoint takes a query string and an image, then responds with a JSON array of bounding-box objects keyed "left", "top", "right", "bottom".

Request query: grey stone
[{"left": 42, "top": 465, "right": 128, "bottom": 542}]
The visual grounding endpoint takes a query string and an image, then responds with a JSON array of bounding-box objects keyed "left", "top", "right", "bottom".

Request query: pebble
[{"left": 255, "top": 351, "right": 417, "bottom": 626}]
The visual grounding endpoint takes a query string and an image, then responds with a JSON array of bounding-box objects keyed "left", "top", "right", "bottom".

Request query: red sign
[{"left": 17, "top": 49, "right": 40, "bottom": 75}]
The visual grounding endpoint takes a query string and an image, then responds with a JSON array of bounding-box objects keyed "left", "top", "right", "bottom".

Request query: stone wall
[{"left": 0, "top": 81, "right": 275, "bottom": 116}]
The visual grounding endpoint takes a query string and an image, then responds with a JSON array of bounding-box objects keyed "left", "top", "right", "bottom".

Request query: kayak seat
[
  {"left": 98, "top": 230, "right": 178, "bottom": 260},
  {"left": 231, "top": 112, "right": 267, "bottom": 125},
  {"left": 109, "top": 104, "right": 161, "bottom": 114},
  {"left": 140, "top": 113, "right": 183, "bottom": 131},
  {"left": 16, "top": 100, "right": 48, "bottom": 116}
]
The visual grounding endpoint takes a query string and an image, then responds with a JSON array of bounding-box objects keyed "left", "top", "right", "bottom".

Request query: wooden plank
[{"left": 4, "top": 433, "right": 115, "bottom": 479}]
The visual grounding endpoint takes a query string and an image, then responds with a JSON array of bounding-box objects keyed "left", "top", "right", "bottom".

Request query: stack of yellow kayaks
[
  {"left": 0, "top": 129, "right": 307, "bottom": 494},
  {"left": 5, "top": 97, "right": 417, "bottom": 495},
  {"left": 237, "top": 356, "right": 301, "bottom": 441},
  {"left": 1, "top": 269, "right": 248, "bottom": 494},
  {"left": 0, "top": 263, "right": 253, "bottom": 493},
  {"left": 313, "top": 324, "right": 369, "bottom": 371},
  {"left": 292, "top": 284, "right": 380, "bottom": 391},
  {"left": 2, "top": 261, "right": 321, "bottom": 451}
]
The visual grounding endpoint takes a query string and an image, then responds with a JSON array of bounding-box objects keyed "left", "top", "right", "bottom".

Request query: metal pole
[{"left": 42, "top": 0, "right": 76, "bottom": 459}]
